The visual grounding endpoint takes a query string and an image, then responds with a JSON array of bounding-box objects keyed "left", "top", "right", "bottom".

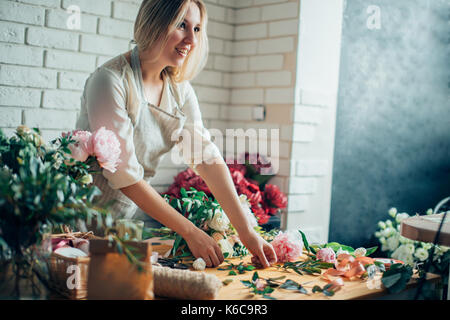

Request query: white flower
[
  {"left": 392, "top": 245, "right": 414, "bottom": 266},
  {"left": 207, "top": 208, "right": 230, "bottom": 232},
  {"left": 336, "top": 247, "right": 350, "bottom": 256},
  {"left": 440, "top": 246, "right": 449, "bottom": 253},
  {"left": 80, "top": 174, "right": 93, "bottom": 185},
  {"left": 395, "top": 213, "right": 410, "bottom": 224},
  {"left": 354, "top": 247, "right": 367, "bottom": 257},
  {"left": 385, "top": 220, "right": 393, "bottom": 227},
  {"left": 382, "top": 227, "right": 396, "bottom": 238},
  {"left": 378, "top": 221, "right": 386, "bottom": 229},
  {"left": 217, "top": 239, "right": 234, "bottom": 257},
  {"left": 239, "top": 194, "right": 258, "bottom": 228},
  {"left": 386, "top": 235, "right": 400, "bottom": 252},
  {"left": 399, "top": 236, "right": 414, "bottom": 245},
  {"left": 388, "top": 207, "right": 398, "bottom": 217},
  {"left": 374, "top": 231, "right": 382, "bottom": 238},
  {"left": 426, "top": 208, "right": 433, "bottom": 215},
  {"left": 421, "top": 243, "right": 432, "bottom": 250},
  {"left": 404, "top": 244, "right": 415, "bottom": 255},
  {"left": 414, "top": 247, "right": 429, "bottom": 262},
  {"left": 193, "top": 257, "right": 206, "bottom": 271}
]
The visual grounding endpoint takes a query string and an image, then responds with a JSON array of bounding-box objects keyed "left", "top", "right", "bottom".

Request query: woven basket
[{"left": 47, "top": 231, "right": 98, "bottom": 300}]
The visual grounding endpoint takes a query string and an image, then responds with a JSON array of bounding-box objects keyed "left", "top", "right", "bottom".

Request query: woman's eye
[
  {"left": 178, "top": 22, "right": 186, "bottom": 29},
  {"left": 194, "top": 27, "right": 201, "bottom": 33}
]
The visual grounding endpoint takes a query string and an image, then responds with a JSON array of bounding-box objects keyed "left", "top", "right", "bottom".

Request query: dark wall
[{"left": 329, "top": 0, "right": 450, "bottom": 248}]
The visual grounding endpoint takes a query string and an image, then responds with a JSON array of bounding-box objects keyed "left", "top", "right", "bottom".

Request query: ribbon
[{"left": 321, "top": 254, "right": 376, "bottom": 289}]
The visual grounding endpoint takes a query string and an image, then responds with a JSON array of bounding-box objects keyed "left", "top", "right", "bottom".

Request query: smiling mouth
[{"left": 175, "top": 48, "right": 189, "bottom": 57}]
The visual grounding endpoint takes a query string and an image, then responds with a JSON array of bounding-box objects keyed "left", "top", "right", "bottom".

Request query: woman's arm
[
  {"left": 195, "top": 158, "right": 277, "bottom": 268},
  {"left": 120, "top": 180, "right": 224, "bottom": 267}
]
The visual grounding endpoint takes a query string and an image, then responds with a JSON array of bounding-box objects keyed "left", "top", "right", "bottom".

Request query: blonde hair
[{"left": 133, "top": 0, "right": 209, "bottom": 83}]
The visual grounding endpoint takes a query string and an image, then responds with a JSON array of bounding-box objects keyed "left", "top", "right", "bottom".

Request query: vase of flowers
[
  {"left": 374, "top": 207, "right": 450, "bottom": 296},
  {"left": 0, "top": 126, "right": 120, "bottom": 298}
]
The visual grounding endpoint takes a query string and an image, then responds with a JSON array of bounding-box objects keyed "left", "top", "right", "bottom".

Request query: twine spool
[{"left": 152, "top": 265, "right": 222, "bottom": 300}]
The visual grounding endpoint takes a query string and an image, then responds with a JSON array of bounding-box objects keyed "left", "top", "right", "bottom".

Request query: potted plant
[{"left": 0, "top": 126, "right": 112, "bottom": 298}]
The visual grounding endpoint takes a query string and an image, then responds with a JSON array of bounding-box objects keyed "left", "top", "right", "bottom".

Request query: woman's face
[{"left": 154, "top": 2, "right": 202, "bottom": 68}]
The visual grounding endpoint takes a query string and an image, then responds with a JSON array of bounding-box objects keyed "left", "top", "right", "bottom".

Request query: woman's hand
[
  {"left": 238, "top": 228, "right": 277, "bottom": 268},
  {"left": 184, "top": 227, "right": 225, "bottom": 268}
]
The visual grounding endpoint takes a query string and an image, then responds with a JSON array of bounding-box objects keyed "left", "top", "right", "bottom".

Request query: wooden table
[
  {"left": 149, "top": 238, "right": 441, "bottom": 300},
  {"left": 401, "top": 213, "right": 450, "bottom": 299}
]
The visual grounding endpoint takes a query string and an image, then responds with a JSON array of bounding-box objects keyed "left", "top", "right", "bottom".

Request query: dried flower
[{"left": 354, "top": 247, "right": 367, "bottom": 258}]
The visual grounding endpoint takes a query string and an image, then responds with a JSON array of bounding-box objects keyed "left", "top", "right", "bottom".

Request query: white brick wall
[{"left": 0, "top": 0, "right": 343, "bottom": 235}]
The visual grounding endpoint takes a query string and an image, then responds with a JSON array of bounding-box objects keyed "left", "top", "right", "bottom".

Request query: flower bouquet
[
  {"left": 165, "top": 153, "right": 287, "bottom": 226},
  {"left": 152, "top": 188, "right": 259, "bottom": 260},
  {"left": 374, "top": 207, "right": 449, "bottom": 294},
  {"left": 0, "top": 125, "right": 122, "bottom": 298}
]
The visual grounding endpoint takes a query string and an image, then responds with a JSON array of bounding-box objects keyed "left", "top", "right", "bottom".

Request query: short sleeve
[
  {"left": 176, "top": 81, "right": 222, "bottom": 172},
  {"left": 81, "top": 68, "right": 144, "bottom": 189}
]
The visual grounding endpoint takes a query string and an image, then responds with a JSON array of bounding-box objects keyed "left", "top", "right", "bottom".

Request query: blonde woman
[{"left": 76, "top": 0, "right": 277, "bottom": 268}]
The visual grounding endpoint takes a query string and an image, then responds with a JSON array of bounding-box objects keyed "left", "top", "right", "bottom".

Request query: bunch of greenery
[{"left": 0, "top": 127, "right": 108, "bottom": 297}]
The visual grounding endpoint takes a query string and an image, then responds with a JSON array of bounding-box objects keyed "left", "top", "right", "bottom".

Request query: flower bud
[
  {"left": 193, "top": 257, "right": 206, "bottom": 271},
  {"left": 80, "top": 174, "right": 93, "bottom": 185},
  {"left": 388, "top": 207, "right": 397, "bottom": 217}
]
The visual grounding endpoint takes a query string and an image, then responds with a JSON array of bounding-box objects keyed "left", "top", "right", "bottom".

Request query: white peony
[
  {"left": 239, "top": 194, "right": 258, "bottom": 228},
  {"left": 391, "top": 245, "right": 414, "bottom": 266},
  {"left": 378, "top": 221, "right": 386, "bottom": 229},
  {"left": 385, "top": 220, "right": 393, "bottom": 227},
  {"left": 388, "top": 207, "right": 398, "bottom": 217},
  {"left": 404, "top": 243, "right": 415, "bottom": 255},
  {"left": 217, "top": 239, "right": 234, "bottom": 257},
  {"left": 414, "top": 247, "right": 429, "bottom": 262},
  {"left": 207, "top": 208, "right": 230, "bottom": 232},
  {"left": 386, "top": 235, "right": 400, "bottom": 252},
  {"left": 382, "top": 227, "right": 396, "bottom": 238},
  {"left": 193, "top": 257, "right": 206, "bottom": 271}
]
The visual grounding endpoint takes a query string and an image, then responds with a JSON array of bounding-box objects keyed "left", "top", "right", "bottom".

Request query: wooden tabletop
[
  {"left": 401, "top": 213, "right": 450, "bottom": 246},
  {"left": 148, "top": 239, "right": 441, "bottom": 300}
]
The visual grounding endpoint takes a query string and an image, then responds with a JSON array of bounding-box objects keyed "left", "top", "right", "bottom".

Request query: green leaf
[
  {"left": 241, "top": 280, "right": 253, "bottom": 288},
  {"left": 312, "top": 285, "right": 323, "bottom": 293},
  {"left": 180, "top": 188, "right": 188, "bottom": 198},
  {"left": 262, "top": 294, "right": 277, "bottom": 300},
  {"left": 381, "top": 264, "right": 413, "bottom": 294},
  {"left": 365, "top": 246, "right": 378, "bottom": 256},
  {"left": 298, "top": 229, "right": 311, "bottom": 254},
  {"left": 280, "top": 279, "right": 301, "bottom": 290},
  {"left": 229, "top": 270, "right": 237, "bottom": 276},
  {"left": 252, "top": 271, "right": 259, "bottom": 282},
  {"left": 222, "top": 279, "right": 233, "bottom": 286}
]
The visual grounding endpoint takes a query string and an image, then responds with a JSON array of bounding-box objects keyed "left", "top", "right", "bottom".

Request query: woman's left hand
[{"left": 238, "top": 229, "right": 277, "bottom": 268}]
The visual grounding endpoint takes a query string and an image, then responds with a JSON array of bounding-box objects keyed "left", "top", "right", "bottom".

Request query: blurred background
[{"left": 0, "top": 0, "right": 448, "bottom": 248}]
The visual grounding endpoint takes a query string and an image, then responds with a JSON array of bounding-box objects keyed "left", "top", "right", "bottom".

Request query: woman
[{"left": 76, "top": 0, "right": 277, "bottom": 268}]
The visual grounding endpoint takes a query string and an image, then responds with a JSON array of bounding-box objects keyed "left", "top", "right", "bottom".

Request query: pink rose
[
  {"left": 254, "top": 278, "right": 266, "bottom": 291},
  {"left": 67, "top": 130, "right": 93, "bottom": 163},
  {"left": 91, "top": 127, "right": 122, "bottom": 173},
  {"left": 316, "top": 247, "right": 336, "bottom": 263},
  {"left": 271, "top": 231, "right": 303, "bottom": 262}
]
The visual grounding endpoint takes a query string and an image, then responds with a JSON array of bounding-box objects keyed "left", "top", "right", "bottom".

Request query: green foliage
[
  {"left": 280, "top": 257, "right": 334, "bottom": 276},
  {"left": 0, "top": 127, "right": 106, "bottom": 260},
  {"left": 381, "top": 263, "right": 413, "bottom": 294}
]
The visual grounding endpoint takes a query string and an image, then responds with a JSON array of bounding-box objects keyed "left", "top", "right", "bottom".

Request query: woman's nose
[{"left": 184, "top": 29, "right": 197, "bottom": 47}]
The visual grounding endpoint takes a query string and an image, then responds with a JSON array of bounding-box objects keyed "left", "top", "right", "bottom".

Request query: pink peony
[
  {"left": 316, "top": 247, "right": 337, "bottom": 263},
  {"left": 271, "top": 231, "right": 303, "bottom": 262},
  {"left": 91, "top": 127, "right": 122, "bottom": 173},
  {"left": 67, "top": 130, "right": 93, "bottom": 162}
]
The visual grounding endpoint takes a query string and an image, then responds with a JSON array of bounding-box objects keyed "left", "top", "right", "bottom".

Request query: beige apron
[{"left": 93, "top": 46, "right": 186, "bottom": 226}]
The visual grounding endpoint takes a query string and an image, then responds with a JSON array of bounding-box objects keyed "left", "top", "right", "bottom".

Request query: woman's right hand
[{"left": 184, "top": 227, "right": 224, "bottom": 267}]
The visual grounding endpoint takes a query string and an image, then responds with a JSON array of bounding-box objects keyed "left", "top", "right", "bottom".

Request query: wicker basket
[{"left": 47, "top": 231, "right": 98, "bottom": 300}]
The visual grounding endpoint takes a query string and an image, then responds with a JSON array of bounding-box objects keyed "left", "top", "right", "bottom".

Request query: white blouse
[{"left": 76, "top": 48, "right": 222, "bottom": 192}]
